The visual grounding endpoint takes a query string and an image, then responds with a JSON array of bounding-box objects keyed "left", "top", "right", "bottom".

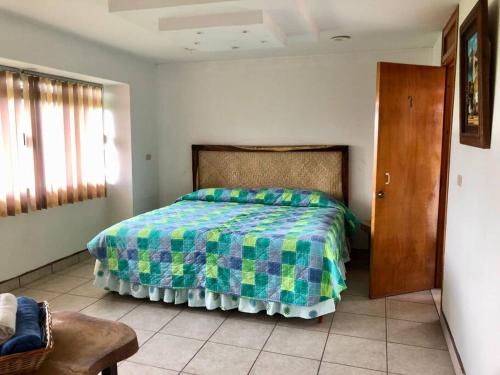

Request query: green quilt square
[
  {"left": 206, "top": 253, "right": 218, "bottom": 266},
  {"left": 321, "top": 271, "right": 333, "bottom": 297},
  {"left": 255, "top": 272, "right": 268, "bottom": 288},
  {"left": 118, "top": 259, "right": 129, "bottom": 272},
  {"left": 282, "top": 251, "right": 296, "bottom": 265},
  {"left": 183, "top": 263, "right": 195, "bottom": 275},
  {"left": 206, "top": 241, "right": 218, "bottom": 253},
  {"left": 108, "top": 257, "right": 118, "bottom": 271},
  {"left": 172, "top": 252, "right": 183, "bottom": 265},
  {"left": 296, "top": 240, "right": 311, "bottom": 253},
  {"left": 139, "top": 273, "right": 150, "bottom": 284},
  {"left": 206, "top": 277, "right": 217, "bottom": 290},
  {"left": 171, "top": 239, "right": 183, "bottom": 251},
  {"left": 242, "top": 259, "right": 255, "bottom": 272},
  {"left": 207, "top": 230, "right": 220, "bottom": 242},
  {"left": 206, "top": 263, "right": 218, "bottom": 278},
  {"left": 282, "top": 238, "right": 297, "bottom": 252},
  {"left": 139, "top": 249, "right": 149, "bottom": 262},
  {"left": 294, "top": 279, "right": 308, "bottom": 295},
  {"left": 281, "top": 276, "right": 294, "bottom": 291},
  {"left": 281, "top": 264, "right": 295, "bottom": 279},
  {"left": 280, "top": 290, "right": 295, "bottom": 304},
  {"left": 150, "top": 262, "right": 161, "bottom": 274},
  {"left": 172, "top": 263, "right": 183, "bottom": 276},
  {"left": 106, "top": 236, "right": 116, "bottom": 247},
  {"left": 172, "top": 275, "right": 184, "bottom": 288},
  {"left": 241, "top": 284, "right": 255, "bottom": 297},
  {"left": 218, "top": 267, "right": 230, "bottom": 285},
  {"left": 183, "top": 230, "right": 196, "bottom": 241},
  {"left": 242, "top": 271, "right": 255, "bottom": 285},
  {"left": 243, "top": 234, "right": 257, "bottom": 247},
  {"left": 137, "top": 237, "right": 148, "bottom": 250},
  {"left": 242, "top": 246, "right": 256, "bottom": 260},
  {"left": 183, "top": 273, "right": 195, "bottom": 286}
]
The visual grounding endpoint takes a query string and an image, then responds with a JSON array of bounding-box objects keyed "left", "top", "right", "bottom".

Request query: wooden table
[{"left": 33, "top": 312, "right": 138, "bottom": 375}]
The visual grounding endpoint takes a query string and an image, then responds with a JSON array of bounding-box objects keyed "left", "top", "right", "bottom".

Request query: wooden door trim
[{"left": 435, "top": 6, "right": 459, "bottom": 288}]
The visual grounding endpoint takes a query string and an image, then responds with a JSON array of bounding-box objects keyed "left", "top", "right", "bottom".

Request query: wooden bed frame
[{"left": 191, "top": 145, "right": 349, "bottom": 205}]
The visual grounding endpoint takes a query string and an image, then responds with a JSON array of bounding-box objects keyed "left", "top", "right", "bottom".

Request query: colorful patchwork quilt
[{"left": 87, "top": 188, "right": 359, "bottom": 307}]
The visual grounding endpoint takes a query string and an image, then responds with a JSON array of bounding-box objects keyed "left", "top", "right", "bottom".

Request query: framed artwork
[{"left": 459, "top": 0, "right": 491, "bottom": 148}]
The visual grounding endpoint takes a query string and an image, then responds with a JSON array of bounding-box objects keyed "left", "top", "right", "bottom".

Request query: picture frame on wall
[{"left": 459, "top": 0, "right": 491, "bottom": 148}]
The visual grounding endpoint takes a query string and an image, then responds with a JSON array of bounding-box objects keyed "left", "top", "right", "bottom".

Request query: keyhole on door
[{"left": 408, "top": 95, "right": 413, "bottom": 108}]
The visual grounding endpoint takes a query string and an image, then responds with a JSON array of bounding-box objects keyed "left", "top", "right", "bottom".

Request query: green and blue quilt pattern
[{"left": 87, "top": 188, "right": 359, "bottom": 307}]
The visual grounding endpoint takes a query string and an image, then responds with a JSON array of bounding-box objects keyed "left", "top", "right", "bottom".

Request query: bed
[{"left": 87, "top": 145, "right": 358, "bottom": 319}]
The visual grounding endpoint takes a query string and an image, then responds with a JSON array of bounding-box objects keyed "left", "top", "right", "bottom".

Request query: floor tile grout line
[
  {"left": 321, "top": 359, "right": 391, "bottom": 374},
  {"left": 385, "top": 297, "right": 389, "bottom": 375},
  {"left": 315, "top": 312, "right": 335, "bottom": 375},
  {"left": 245, "top": 317, "right": 280, "bottom": 374},
  {"left": 177, "top": 309, "right": 231, "bottom": 373}
]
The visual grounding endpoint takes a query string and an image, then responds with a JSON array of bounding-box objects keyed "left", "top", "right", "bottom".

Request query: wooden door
[{"left": 370, "top": 62, "right": 446, "bottom": 298}]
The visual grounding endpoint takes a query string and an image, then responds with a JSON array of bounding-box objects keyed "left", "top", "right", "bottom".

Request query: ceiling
[{"left": 0, "top": 0, "right": 458, "bottom": 63}]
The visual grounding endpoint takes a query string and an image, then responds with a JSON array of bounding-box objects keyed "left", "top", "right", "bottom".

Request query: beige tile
[
  {"left": 323, "top": 334, "right": 386, "bottom": 372},
  {"left": 120, "top": 302, "right": 182, "bottom": 331},
  {"left": 68, "top": 280, "right": 109, "bottom": 299},
  {"left": 0, "top": 278, "right": 20, "bottom": 293},
  {"left": 60, "top": 263, "right": 96, "bottom": 279},
  {"left": 119, "top": 361, "right": 178, "bottom": 375},
  {"left": 27, "top": 274, "right": 88, "bottom": 293},
  {"left": 229, "top": 310, "right": 280, "bottom": 325},
  {"left": 11, "top": 288, "right": 61, "bottom": 302},
  {"left": 51, "top": 255, "right": 80, "bottom": 273},
  {"left": 345, "top": 269, "right": 370, "bottom": 297},
  {"left": 278, "top": 313, "right": 332, "bottom": 332},
  {"left": 250, "top": 351, "right": 319, "bottom": 375},
  {"left": 185, "top": 342, "right": 259, "bottom": 375},
  {"left": 319, "top": 362, "right": 385, "bottom": 375},
  {"left": 336, "top": 295, "right": 385, "bottom": 317},
  {"left": 135, "top": 329, "right": 156, "bottom": 346},
  {"left": 131, "top": 333, "right": 203, "bottom": 371},
  {"left": 388, "top": 343, "right": 454, "bottom": 374},
  {"left": 386, "top": 300, "right": 439, "bottom": 323},
  {"left": 210, "top": 318, "right": 274, "bottom": 350},
  {"left": 387, "top": 290, "right": 434, "bottom": 305},
  {"left": 49, "top": 294, "right": 98, "bottom": 312},
  {"left": 264, "top": 326, "right": 327, "bottom": 360},
  {"left": 80, "top": 294, "right": 140, "bottom": 320},
  {"left": 387, "top": 319, "right": 447, "bottom": 350},
  {"left": 19, "top": 265, "right": 52, "bottom": 286},
  {"left": 162, "top": 309, "right": 226, "bottom": 340},
  {"left": 332, "top": 312, "right": 386, "bottom": 341}
]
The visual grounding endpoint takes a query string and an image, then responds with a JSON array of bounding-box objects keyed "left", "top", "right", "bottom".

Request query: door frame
[{"left": 435, "top": 7, "right": 459, "bottom": 288}]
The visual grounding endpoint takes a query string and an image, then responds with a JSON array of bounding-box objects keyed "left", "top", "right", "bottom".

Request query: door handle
[{"left": 376, "top": 191, "right": 385, "bottom": 199}]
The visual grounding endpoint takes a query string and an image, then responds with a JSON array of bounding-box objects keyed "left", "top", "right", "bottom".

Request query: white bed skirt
[{"left": 93, "top": 262, "right": 336, "bottom": 319}]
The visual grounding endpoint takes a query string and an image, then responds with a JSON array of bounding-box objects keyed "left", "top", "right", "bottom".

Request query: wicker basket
[{"left": 0, "top": 301, "right": 54, "bottom": 374}]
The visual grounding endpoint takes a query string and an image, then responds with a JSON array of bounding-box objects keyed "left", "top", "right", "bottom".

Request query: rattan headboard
[{"left": 192, "top": 145, "right": 349, "bottom": 204}]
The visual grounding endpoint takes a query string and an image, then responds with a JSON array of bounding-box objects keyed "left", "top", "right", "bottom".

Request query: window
[{"left": 0, "top": 70, "right": 105, "bottom": 217}]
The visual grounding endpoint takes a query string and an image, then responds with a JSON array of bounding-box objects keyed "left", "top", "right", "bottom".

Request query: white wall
[
  {"left": 156, "top": 48, "right": 434, "bottom": 222},
  {"left": 0, "top": 11, "right": 158, "bottom": 280},
  {"left": 442, "top": 0, "right": 500, "bottom": 374}
]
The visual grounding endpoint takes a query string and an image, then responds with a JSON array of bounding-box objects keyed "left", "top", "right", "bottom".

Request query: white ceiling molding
[
  {"left": 108, "top": 0, "right": 238, "bottom": 12},
  {"left": 159, "top": 10, "right": 264, "bottom": 31},
  {"left": 161, "top": 10, "right": 287, "bottom": 52},
  {"left": 295, "top": 0, "right": 319, "bottom": 40}
]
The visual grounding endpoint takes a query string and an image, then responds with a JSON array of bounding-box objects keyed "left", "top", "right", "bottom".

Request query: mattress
[{"left": 87, "top": 188, "right": 359, "bottom": 318}]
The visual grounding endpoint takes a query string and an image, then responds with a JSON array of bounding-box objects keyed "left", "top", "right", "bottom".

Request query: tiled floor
[{"left": 10, "top": 259, "right": 454, "bottom": 375}]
